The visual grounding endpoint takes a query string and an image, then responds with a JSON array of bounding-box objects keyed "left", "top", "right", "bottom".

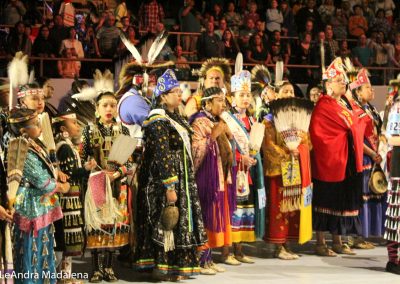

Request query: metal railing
[{"left": 0, "top": 55, "right": 398, "bottom": 84}]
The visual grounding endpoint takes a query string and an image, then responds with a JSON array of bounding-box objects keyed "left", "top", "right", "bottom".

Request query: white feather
[
  {"left": 235, "top": 52, "right": 243, "bottom": 75},
  {"left": 120, "top": 33, "right": 142, "bottom": 64},
  {"left": 28, "top": 70, "right": 35, "bottom": 84},
  {"left": 72, "top": 87, "right": 97, "bottom": 101},
  {"left": 275, "top": 61, "right": 284, "bottom": 85},
  {"left": 148, "top": 32, "right": 168, "bottom": 65},
  {"left": 320, "top": 40, "right": 325, "bottom": 73},
  {"left": 93, "top": 70, "right": 114, "bottom": 94},
  {"left": 8, "top": 52, "right": 29, "bottom": 88}
]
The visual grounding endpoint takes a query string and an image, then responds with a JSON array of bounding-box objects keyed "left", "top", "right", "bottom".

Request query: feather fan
[
  {"left": 108, "top": 134, "right": 138, "bottom": 166},
  {"left": 269, "top": 97, "right": 314, "bottom": 151},
  {"left": 7, "top": 136, "right": 29, "bottom": 208}
]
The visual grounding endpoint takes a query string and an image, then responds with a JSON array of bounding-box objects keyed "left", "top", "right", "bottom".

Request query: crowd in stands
[{"left": 0, "top": 0, "right": 399, "bottom": 84}]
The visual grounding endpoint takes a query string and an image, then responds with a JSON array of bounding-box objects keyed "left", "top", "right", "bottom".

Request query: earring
[
  {"left": 95, "top": 111, "right": 99, "bottom": 118},
  {"left": 62, "top": 131, "right": 70, "bottom": 138}
]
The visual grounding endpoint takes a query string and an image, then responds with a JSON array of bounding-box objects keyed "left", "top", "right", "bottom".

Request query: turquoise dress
[{"left": 13, "top": 141, "right": 63, "bottom": 284}]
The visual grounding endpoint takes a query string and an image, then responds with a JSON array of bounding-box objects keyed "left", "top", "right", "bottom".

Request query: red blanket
[{"left": 310, "top": 95, "right": 365, "bottom": 182}]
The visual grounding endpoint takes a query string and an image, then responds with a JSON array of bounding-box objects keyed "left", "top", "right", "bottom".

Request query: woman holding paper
[{"left": 79, "top": 70, "right": 132, "bottom": 282}]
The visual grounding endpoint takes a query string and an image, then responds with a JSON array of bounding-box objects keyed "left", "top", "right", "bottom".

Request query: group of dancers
[{"left": 0, "top": 34, "right": 399, "bottom": 284}]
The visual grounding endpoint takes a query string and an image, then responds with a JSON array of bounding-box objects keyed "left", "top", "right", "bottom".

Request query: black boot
[
  {"left": 89, "top": 250, "right": 103, "bottom": 283},
  {"left": 103, "top": 251, "right": 118, "bottom": 282},
  {"left": 386, "top": 262, "right": 400, "bottom": 275}
]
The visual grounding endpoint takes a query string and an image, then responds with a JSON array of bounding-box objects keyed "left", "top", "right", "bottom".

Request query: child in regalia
[
  {"left": 52, "top": 112, "right": 97, "bottom": 281},
  {"left": 8, "top": 108, "right": 70, "bottom": 284}
]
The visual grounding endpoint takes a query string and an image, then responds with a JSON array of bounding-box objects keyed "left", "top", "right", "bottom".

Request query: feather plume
[
  {"left": 275, "top": 61, "right": 284, "bottom": 86},
  {"left": 94, "top": 69, "right": 114, "bottom": 94},
  {"left": 120, "top": 33, "right": 142, "bottom": 64},
  {"left": 40, "top": 112, "right": 56, "bottom": 151},
  {"left": 28, "top": 70, "right": 35, "bottom": 84},
  {"left": 108, "top": 135, "right": 138, "bottom": 165},
  {"left": 72, "top": 86, "right": 97, "bottom": 101},
  {"left": 235, "top": 52, "right": 243, "bottom": 75},
  {"left": 320, "top": 40, "right": 325, "bottom": 73},
  {"left": 7, "top": 137, "right": 29, "bottom": 208},
  {"left": 251, "top": 65, "right": 271, "bottom": 96},
  {"left": 249, "top": 122, "right": 265, "bottom": 156},
  {"left": 147, "top": 31, "right": 169, "bottom": 65},
  {"left": 8, "top": 52, "right": 29, "bottom": 88}
]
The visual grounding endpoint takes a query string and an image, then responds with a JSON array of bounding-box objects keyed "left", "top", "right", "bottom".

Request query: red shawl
[{"left": 310, "top": 95, "right": 365, "bottom": 182}]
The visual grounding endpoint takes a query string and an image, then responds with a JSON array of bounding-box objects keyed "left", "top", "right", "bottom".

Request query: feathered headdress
[
  {"left": 198, "top": 57, "right": 232, "bottom": 82},
  {"left": 72, "top": 69, "right": 114, "bottom": 102},
  {"left": 251, "top": 65, "right": 271, "bottom": 95},
  {"left": 273, "top": 60, "right": 285, "bottom": 90},
  {"left": 343, "top": 57, "right": 358, "bottom": 85},
  {"left": 7, "top": 52, "right": 37, "bottom": 109},
  {"left": 116, "top": 31, "right": 174, "bottom": 98}
]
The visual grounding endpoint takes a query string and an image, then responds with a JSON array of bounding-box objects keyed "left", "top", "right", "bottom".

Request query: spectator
[
  {"left": 348, "top": 5, "right": 368, "bottom": 38},
  {"left": 370, "top": 9, "right": 391, "bottom": 39},
  {"left": 299, "top": 19, "right": 316, "bottom": 42},
  {"left": 139, "top": 0, "right": 165, "bottom": 35},
  {"left": 119, "top": 16, "right": 131, "bottom": 34},
  {"left": 24, "top": 24, "right": 34, "bottom": 44},
  {"left": 330, "top": 8, "right": 348, "bottom": 40},
  {"left": 59, "top": 0, "right": 75, "bottom": 27},
  {"left": 94, "top": 14, "right": 121, "bottom": 58},
  {"left": 390, "top": 32, "right": 400, "bottom": 67},
  {"left": 179, "top": 0, "right": 201, "bottom": 54},
  {"left": 224, "top": 1, "right": 242, "bottom": 35},
  {"left": 339, "top": 39, "right": 352, "bottom": 59},
  {"left": 32, "top": 25, "right": 57, "bottom": 77},
  {"left": 83, "top": 26, "right": 96, "bottom": 58},
  {"left": 269, "top": 30, "right": 290, "bottom": 68},
  {"left": 0, "top": 29, "right": 8, "bottom": 77},
  {"left": 174, "top": 45, "right": 190, "bottom": 69},
  {"left": 115, "top": 0, "right": 128, "bottom": 28},
  {"left": 352, "top": 34, "right": 373, "bottom": 67},
  {"left": 296, "top": 0, "right": 322, "bottom": 34},
  {"left": 211, "top": 4, "right": 224, "bottom": 27},
  {"left": 255, "top": 19, "right": 269, "bottom": 48},
  {"left": 318, "top": 0, "right": 336, "bottom": 24},
  {"left": 49, "top": 14, "right": 68, "bottom": 54},
  {"left": 369, "top": 32, "right": 391, "bottom": 83},
  {"left": 197, "top": 21, "right": 224, "bottom": 60},
  {"left": 375, "top": 0, "right": 396, "bottom": 25},
  {"left": 294, "top": 32, "right": 313, "bottom": 83},
  {"left": 58, "top": 48, "right": 80, "bottom": 78},
  {"left": 7, "top": 21, "right": 31, "bottom": 56},
  {"left": 265, "top": 0, "right": 283, "bottom": 35},
  {"left": 281, "top": 0, "right": 297, "bottom": 37},
  {"left": 361, "top": 0, "right": 375, "bottom": 25},
  {"left": 23, "top": 1, "right": 43, "bottom": 25},
  {"left": 243, "top": 1, "right": 260, "bottom": 26},
  {"left": 3, "top": 0, "right": 26, "bottom": 26},
  {"left": 76, "top": 18, "right": 87, "bottom": 44},
  {"left": 325, "top": 24, "right": 339, "bottom": 58},
  {"left": 239, "top": 18, "right": 256, "bottom": 52},
  {"left": 221, "top": 29, "right": 239, "bottom": 61},
  {"left": 247, "top": 34, "right": 269, "bottom": 65},
  {"left": 60, "top": 27, "right": 84, "bottom": 59},
  {"left": 215, "top": 17, "right": 228, "bottom": 40}
]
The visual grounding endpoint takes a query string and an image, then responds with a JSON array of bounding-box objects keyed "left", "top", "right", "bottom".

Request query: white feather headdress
[{"left": 72, "top": 69, "right": 114, "bottom": 102}]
